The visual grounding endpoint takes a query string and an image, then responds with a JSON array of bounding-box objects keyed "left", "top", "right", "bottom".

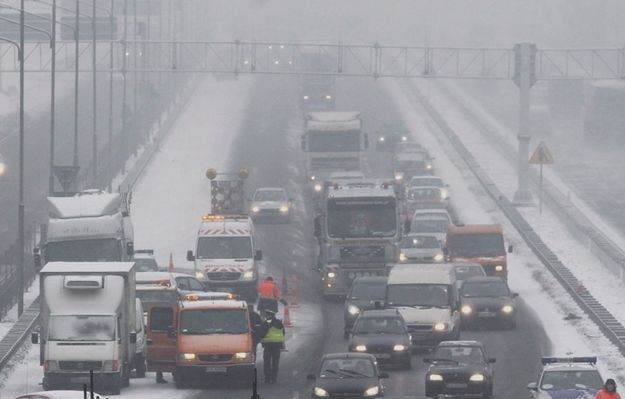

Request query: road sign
[
  {"left": 529, "top": 141, "right": 554, "bottom": 164},
  {"left": 53, "top": 165, "right": 80, "bottom": 195}
]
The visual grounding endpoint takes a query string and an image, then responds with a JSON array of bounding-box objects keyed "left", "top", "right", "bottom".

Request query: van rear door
[{"left": 146, "top": 304, "right": 178, "bottom": 372}]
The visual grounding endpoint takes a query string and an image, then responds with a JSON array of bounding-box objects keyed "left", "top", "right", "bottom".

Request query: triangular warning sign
[{"left": 529, "top": 141, "right": 554, "bottom": 165}]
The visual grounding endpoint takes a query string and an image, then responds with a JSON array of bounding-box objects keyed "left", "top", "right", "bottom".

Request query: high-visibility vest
[
  {"left": 597, "top": 391, "right": 621, "bottom": 399},
  {"left": 262, "top": 326, "right": 285, "bottom": 344},
  {"left": 258, "top": 281, "right": 280, "bottom": 299}
]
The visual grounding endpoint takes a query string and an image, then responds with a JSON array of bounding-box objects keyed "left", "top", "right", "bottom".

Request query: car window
[
  {"left": 401, "top": 235, "right": 440, "bottom": 249},
  {"left": 461, "top": 281, "right": 510, "bottom": 298},
  {"left": 454, "top": 265, "right": 486, "bottom": 281},
  {"left": 540, "top": 370, "right": 603, "bottom": 391},
  {"left": 320, "top": 358, "right": 375, "bottom": 379},
  {"left": 254, "top": 190, "right": 286, "bottom": 201},
  {"left": 176, "top": 277, "right": 190, "bottom": 291},
  {"left": 150, "top": 307, "right": 174, "bottom": 332},
  {"left": 349, "top": 281, "right": 386, "bottom": 300},
  {"left": 434, "top": 346, "right": 485, "bottom": 364},
  {"left": 354, "top": 317, "right": 405, "bottom": 335},
  {"left": 188, "top": 278, "right": 205, "bottom": 291}
]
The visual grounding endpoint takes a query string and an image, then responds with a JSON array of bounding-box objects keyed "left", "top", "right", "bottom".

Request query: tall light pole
[
  {"left": 107, "top": 0, "right": 113, "bottom": 192},
  {"left": 90, "top": 0, "right": 97, "bottom": 186},
  {"left": 18, "top": 0, "right": 25, "bottom": 317}
]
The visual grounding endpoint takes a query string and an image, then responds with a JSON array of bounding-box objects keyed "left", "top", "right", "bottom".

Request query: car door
[{"left": 146, "top": 304, "right": 178, "bottom": 372}]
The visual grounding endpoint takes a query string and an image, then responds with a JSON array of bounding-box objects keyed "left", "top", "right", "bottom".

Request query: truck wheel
[
  {"left": 174, "top": 369, "right": 188, "bottom": 389},
  {"left": 122, "top": 365, "right": 131, "bottom": 387},
  {"left": 42, "top": 376, "right": 57, "bottom": 391},
  {"left": 135, "top": 355, "right": 146, "bottom": 378},
  {"left": 109, "top": 374, "right": 122, "bottom": 395}
]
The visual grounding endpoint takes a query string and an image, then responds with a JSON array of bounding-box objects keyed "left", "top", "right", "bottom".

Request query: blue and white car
[{"left": 527, "top": 357, "right": 603, "bottom": 399}]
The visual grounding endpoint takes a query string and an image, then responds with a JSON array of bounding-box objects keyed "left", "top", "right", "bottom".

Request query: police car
[{"left": 527, "top": 357, "right": 603, "bottom": 399}]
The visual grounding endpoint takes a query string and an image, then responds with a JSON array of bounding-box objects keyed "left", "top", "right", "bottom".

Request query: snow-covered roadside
[{"left": 385, "top": 79, "right": 625, "bottom": 383}]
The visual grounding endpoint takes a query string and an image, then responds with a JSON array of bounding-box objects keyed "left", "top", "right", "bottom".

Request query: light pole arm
[
  {"left": 0, "top": 2, "right": 77, "bottom": 36},
  {"left": 0, "top": 15, "right": 52, "bottom": 47},
  {"left": 30, "top": 0, "right": 92, "bottom": 20}
]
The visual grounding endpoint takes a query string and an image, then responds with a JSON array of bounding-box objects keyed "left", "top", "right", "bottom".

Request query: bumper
[
  {"left": 43, "top": 371, "right": 121, "bottom": 387},
  {"left": 462, "top": 311, "right": 515, "bottom": 326},
  {"left": 426, "top": 380, "right": 490, "bottom": 396},
  {"left": 176, "top": 362, "right": 254, "bottom": 379},
  {"left": 251, "top": 211, "right": 290, "bottom": 223}
]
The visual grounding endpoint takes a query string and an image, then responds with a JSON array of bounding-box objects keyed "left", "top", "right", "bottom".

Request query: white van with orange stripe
[{"left": 187, "top": 215, "right": 262, "bottom": 301}]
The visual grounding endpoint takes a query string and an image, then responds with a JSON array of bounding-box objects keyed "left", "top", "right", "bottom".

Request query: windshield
[
  {"left": 349, "top": 281, "right": 387, "bottom": 300},
  {"left": 462, "top": 281, "right": 510, "bottom": 297},
  {"left": 410, "top": 178, "right": 442, "bottom": 187},
  {"left": 307, "top": 130, "right": 361, "bottom": 152},
  {"left": 319, "top": 358, "right": 375, "bottom": 379},
  {"left": 397, "top": 160, "right": 424, "bottom": 171},
  {"left": 134, "top": 258, "right": 159, "bottom": 272},
  {"left": 49, "top": 315, "right": 115, "bottom": 341},
  {"left": 386, "top": 284, "right": 452, "bottom": 307},
  {"left": 180, "top": 309, "right": 248, "bottom": 335},
  {"left": 196, "top": 237, "right": 253, "bottom": 259},
  {"left": 411, "top": 219, "right": 449, "bottom": 234},
  {"left": 449, "top": 233, "right": 505, "bottom": 257},
  {"left": 454, "top": 265, "right": 486, "bottom": 281},
  {"left": 254, "top": 190, "right": 286, "bottom": 202},
  {"left": 46, "top": 239, "right": 121, "bottom": 262},
  {"left": 408, "top": 188, "right": 443, "bottom": 201},
  {"left": 433, "top": 346, "right": 485, "bottom": 364},
  {"left": 540, "top": 370, "right": 603, "bottom": 391},
  {"left": 136, "top": 290, "right": 178, "bottom": 306},
  {"left": 327, "top": 199, "right": 397, "bottom": 238},
  {"left": 353, "top": 317, "right": 405, "bottom": 335},
  {"left": 401, "top": 235, "right": 440, "bottom": 249}
]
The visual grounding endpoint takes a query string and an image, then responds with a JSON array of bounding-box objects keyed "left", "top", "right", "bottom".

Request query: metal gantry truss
[{"left": 2, "top": 40, "right": 625, "bottom": 80}]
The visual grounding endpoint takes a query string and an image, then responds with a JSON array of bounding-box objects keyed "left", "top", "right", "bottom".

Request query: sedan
[
  {"left": 348, "top": 310, "right": 412, "bottom": 369},
  {"left": 424, "top": 340, "right": 495, "bottom": 398},
  {"left": 399, "top": 234, "right": 445, "bottom": 264},
  {"left": 344, "top": 276, "right": 388, "bottom": 338},
  {"left": 459, "top": 276, "right": 518, "bottom": 329},
  {"left": 250, "top": 187, "right": 292, "bottom": 223},
  {"left": 308, "top": 353, "right": 388, "bottom": 398}
]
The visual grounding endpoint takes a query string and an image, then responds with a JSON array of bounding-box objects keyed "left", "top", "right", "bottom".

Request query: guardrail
[{"left": 405, "top": 79, "right": 625, "bottom": 355}]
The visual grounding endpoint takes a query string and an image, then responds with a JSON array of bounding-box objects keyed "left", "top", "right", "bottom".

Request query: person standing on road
[
  {"left": 260, "top": 309, "right": 285, "bottom": 384},
  {"left": 248, "top": 302, "right": 264, "bottom": 355},
  {"left": 257, "top": 276, "right": 283, "bottom": 317},
  {"left": 596, "top": 379, "right": 621, "bottom": 399}
]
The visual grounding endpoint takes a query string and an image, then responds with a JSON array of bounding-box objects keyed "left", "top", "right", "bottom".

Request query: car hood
[
  {"left": 461, "top": 296, "right": 514, "bottom": 308},
  {"left": 428, "top": 362, "right": 487, "bottom": 375},
  {"left": 315, "top": 377, "right": 380, "bottom": 394},
  {"left": 402, "top": 248, "right": 443, "bottom": 257},
  {"left": 541, "top": 389, "right": 598, "bottom": 399},
  {"left": 349, "top": 334, "right": 409, "bottom": 347},
  {"left": 452, "top": 255, "right": 506, "bottom": 264},
  {"left": 200, "top": 259, "right": 253, "bottom": 272},
  {"left": 392, "top": 306, "right": 452, "bottom": 324}
]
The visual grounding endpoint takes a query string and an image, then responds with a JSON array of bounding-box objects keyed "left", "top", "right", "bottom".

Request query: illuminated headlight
[
  {"left": 178, "top": 353, "right": 196, "bottom": 361},
  {"left": 433, "top": 322, "right": 447, "bottom": 331},
  {"left": 347, "top": 304, "right": 361, "bottom": 316},
  {"left": 429, "top": 374, "right": 443, "bottom": 381},
  {"left": 395, "top": 173, "right": 404, "bottom": 181},
  {"left": 354, "top": 345, "right": 367, "bottom": 352},
  {"left": 234, "top": 352, "right": 252, "bottom": 361},
  {"left": 363, "top": 386, "right": 380, "bottom": 397},
  {"left": 325, "top": 94, "right": 332, "bottom": 100},
  {"left": 461, "top": 305, "right": 473, "bottom": 315},
  {"left": 401, "top": 136, "right": 408, "bottom": 141},
  {"left": 501, "top": 305, "right": 514, "bottom": 314},
  {"left": 314, "top": 387, "right": 329, "bottom": 397},
  {"left": 426, "top": 164, "right": 433, "bottom": 170},
  {"left": 310, "top": 175, "right": 316, "bottom": 181},
  {"left": 279, "top": 205, "right": 289, "bottom": 213},
  {"left": 314, "top": 184, "right": 323, "bottom": 192},
  {"left": 195, "top": 271, "right": 205, "bottom": 279},
  {"left": 495, "top": 265, "right": 504, "bottom": 272},
  {"left": 303, "top": 95, "right": 309, "bottom": 100},
  {"left": 242, "top": 271, "right": 255, "bottom": 281},
  {"left": 274, "top": 60, "right": 280, "bottom": 65},
  {"left": 243, "top": 60, "right": 249, "bottom": 65},
  {"left": 393, "top": 344, "right": 407, "bottom": 351},
  {"left": 470, "top": 373, "right": 485, "bottom": 382},
  {"left": 252, "top": 206, "right": 260, "bottom": 213},
  {"left": 399, "top": 252, "right": 407, "bottom": 262},
  {"left": 327, "top": 271, "right": 337, "bottom": 279},
  {"left": 434, "top": 253, "right": 444, "bottom": 262}
]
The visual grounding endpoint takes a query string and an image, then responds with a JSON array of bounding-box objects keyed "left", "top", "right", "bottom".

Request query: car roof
[
  {"left": 360, "top": 309, "right": 402, "bottom": 318},
  {"left": 438, "top": 340, "right": 484, "bottom": 348},
  {"left": 254, "top": 187, "right": 286, "bottom": 193},
  {"left": 321, "top": 352, "right": 376, "bottom": 361},
  {"left": 447, "top": 224, "right": 503, "bottom": 235},
  {"left": 352, "top": 276, "right": 388, "bottom": 284},
  {"left": 181, "top": 299, "right": 248, "bottom": 310},
  {"left": 464, "top": 276, "right": 507, "bottom": 284},
  {"left": 543, "top": 363, "right": 599, "bottom": 372},
  {"left": 388, "top": 264, "right": 455, "bottom": 285}
]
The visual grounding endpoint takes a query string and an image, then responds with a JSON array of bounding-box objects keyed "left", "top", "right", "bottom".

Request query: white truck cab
[{"left": 187, "top": 215, "right": 262, "bottom": 301}]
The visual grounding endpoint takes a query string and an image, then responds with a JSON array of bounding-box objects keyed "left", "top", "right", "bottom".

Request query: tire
[
  {"left": 122, "top": 365, "right": 130, "bottom": 387},
  {"left": 135, "top": 355, "right": 146, "bottom": 378},
  {"left": 402, "top": 358, "right": 412, "bottom": 370},
  {"left": 42, "top": 376, "right": 58, "bottom": 391},
  {"left": 482, "top": 384, "right": 493, "bottom": 399},
  {"left": 174, "top": 369, "right": 187, "bottom": 389},
  {"left": 109, "top": 374, "right": 122, "bottom": 395}
]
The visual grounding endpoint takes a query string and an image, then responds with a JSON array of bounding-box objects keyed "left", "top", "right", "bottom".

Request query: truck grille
[
  {"left": 340, "top": 246, "right": 385, "bottom": 260},
  {"left": 207, "top": 272, "right": 241, "bottom": 281},
  {"left": 198, "top": 354, "right": 232, "bottom": 362},
  {"left": 310, "top": 157, "right": 359, "bottom": 170},
  {"left": 407, "top": 324, "right": 432, "bottom": 332},
  {"left": 59, "top": 361, "right": 102, "bottom": 371}
]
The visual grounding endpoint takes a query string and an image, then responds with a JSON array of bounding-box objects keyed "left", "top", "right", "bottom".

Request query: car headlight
[
  {"left": 379, "top": 136, "right": 386, "bottom": 142},
  {"left": 310, "top": 175, "right": 316, "bottom": 181},
  {"left": 495, "top": 265, "right": 504, "bottom": 272},
  {"left": 363, "top": 386, "right": 380, "bottom": 397},
  {"left": 433, "top": 322, "right": 447, "bottom": 331},
  {"left": 242, "top": 271, "right": 255, "bottom": 281},
  {"left": 393, "top": 344, "right": 407, "bottom": 351},
  {"left": 325, "top": 94, "right": 332, "bottom": 100},
  {"left": 252, "top": 206, "right": 260, "bottom": 213},
  {"left": 395, "top": 173, "right": 404, "bottom": 181},
  {"left": 195, "top": 271, "right": 204, "bottom": 279},
  {"left": 426, "top": 164, "right": 433, "bottom": 170},
  {"left": 347, "top": 304, "right": 361, "bottom": 316},
  {"left": 234, "top": 352, "right": 252, "bottom": 361},
  {"left": 303, "top": 95, "right": 309, "bottom": 100},
  {"left": 326, "top": 271, "right": 337, "bottom": 279},
  {"left": 401, "top": 136, "right": 408, "bottom": 141},
  {"left": 354, "top": 345, "right": 367, "bottom": 352},
  {"left": 470, "top": 373, "right": 485, "bottom": 382},
  {"left": 429, "top": 374, "right": 443, "bottom": 381},
  {"left": 314, "top": 387, "right": 330, "bottom": 397},
  {"left": 280, "top": 205, "right": 289, "bottom": 213},
  {"left": 461, "top": 305, "right": 473, "bottom": 315},
  {"left": 314, "top": 184, "right": 323, "bottom": 192},
  {"left": 433, "top": 253, "right": 444, "bottom": 262},
  {"left": 501, "top": 305, "right": 514, "bottom": 314},
  {"left": 178, "top": 353, "right": 196, "bottom": 361},
  {"left": 399, "top": 252, "right": 407, "bottom": 262}
]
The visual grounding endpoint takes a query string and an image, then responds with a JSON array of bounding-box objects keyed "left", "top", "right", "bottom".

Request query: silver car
[
  {"left": 250, "top": 187, "right": 292, "bottom": 223},
  {"left": 399, "top": 234, "right": 445, "bottom": 263}
]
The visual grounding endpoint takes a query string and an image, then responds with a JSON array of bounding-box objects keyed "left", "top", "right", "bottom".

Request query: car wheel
[
  {"left": 482, "top": 384, "right": 493, "bottom": 399},
  {"left": 135, "top": 355, "right": 146, "bottom": 378},
  {"left": 402, "top": 358, "right": 412, "bottom": 370},
  {"left": 506, "top": 319, "right": 517, "bottom": 330}
]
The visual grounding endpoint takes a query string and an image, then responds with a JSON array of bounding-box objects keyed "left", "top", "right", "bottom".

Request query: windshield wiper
[
  {"left": 338, "top": 368, "right": 370, "bottom": 378},
  {"left": 432, "top": 358, "right": 459, "bottom": 364}
]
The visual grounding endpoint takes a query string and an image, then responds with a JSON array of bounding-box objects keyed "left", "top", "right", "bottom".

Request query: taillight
[
  {"left": 43, "top": 361, "right": 49, "bottom": 371},
  {"left": 112, "top": 360, "right": 119, "bottom": 371}
]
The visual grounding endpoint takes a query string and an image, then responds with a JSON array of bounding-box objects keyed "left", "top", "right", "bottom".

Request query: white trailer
[{"left": 33, "top": 262, "right": 137, "bottom": 395}]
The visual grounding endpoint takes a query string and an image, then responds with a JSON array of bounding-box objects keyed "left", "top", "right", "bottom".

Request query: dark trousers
[
  {"left": 263, "top": 343, "right": 282, "bottom": 382},
  {"left": 258, "top": 297, "right": 278, "bottom": 317}
]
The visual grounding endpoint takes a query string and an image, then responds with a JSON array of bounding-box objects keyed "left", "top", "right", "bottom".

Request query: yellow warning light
[
  {"left": 184, "top": 294, "right": 200, "bottom": 301},
  {"left": 202, "top": 214, "right": 226, "bottom": 221},
  {"left": 238, "top": 168, "right": 249, "bottom": 180},
  {"left": 206, "top": 168, "right": 218, "bottom": 180}
]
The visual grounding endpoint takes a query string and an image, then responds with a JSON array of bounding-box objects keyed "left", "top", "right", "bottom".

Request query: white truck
[
  {"left": 32, "top": 262, "right": 138, "bottom": 394},
  {"left": 187, "top": 215, "right": 262, "bottom": 301},
  {"left": 35, "top": 190, "right": 135, "bottom": 268}
]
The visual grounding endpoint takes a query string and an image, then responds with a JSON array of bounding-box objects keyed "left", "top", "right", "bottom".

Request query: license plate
[
  {"left": 446, "top": 383, "right": 468, "bottom": 389},
  {"left": 214, "top": 287, "right": 233, "bottom": 293},
  {"left": 70, "top": 376, "right": 90, "bottom": 384},
  {"left": 478, "top": 311, "right": 496, "bottom": 318},
  {"left": 205, "top": 366, "right": 227, "bottom": 373},
  {"left": 373, "top": 353, "right": 391, "bottom": 359}
]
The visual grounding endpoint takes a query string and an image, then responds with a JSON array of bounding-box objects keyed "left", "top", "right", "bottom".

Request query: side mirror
[
  {"left": 512, "top": 292, "right": 519, "bottom": 298},
  {"left": 186, "top": 250, "right": 195, "bottom": 262},
  {"left": 306, "top": 374, "right": 316, "bottom": 380},
  {"left": 126, "top": 242, "right": 134, "bottom": 256},
  {"left": 129, "top": 332, "right": 137, "bottom": 344},
  {"left": 489, "top": 358, "right": 496, "bottom": 363},
  {"left": 167, "top": 326, "right": 177, "bottom": 339},
  {"left": 507, "top": 245, "right": 514, "bottom": 253},
  {"left": 146, "top": 339, "right": 153, "bottom": 346},
  {"left": 527, "top": 382, "right": 538, "bottom": 391},
  {"left": 442, "top": 247, "right": 449, "bottom": 256},
  {"left": 31, "top": 332, "right": 39, "bottom": 344},
  {"left": 423, "top": 358, "right": 431, "bottom": 363},
  {"left": 379, "top": 372, "right": 389, "bottom": 379},
  {"left": 254, "top": 250, "right": 263, "bottom": 261}
]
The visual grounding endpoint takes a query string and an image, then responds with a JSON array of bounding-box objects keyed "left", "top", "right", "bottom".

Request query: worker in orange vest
[
  {"left": 257, "top": 276, "right": 285, "bottom": 318},
  {"left": 596, "top": 379, "right": 621, "bottom": 399}
]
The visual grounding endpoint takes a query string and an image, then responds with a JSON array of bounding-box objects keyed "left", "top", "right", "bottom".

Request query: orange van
[{"left": 146, "top": 299, "right": 254, "bottom": 388}]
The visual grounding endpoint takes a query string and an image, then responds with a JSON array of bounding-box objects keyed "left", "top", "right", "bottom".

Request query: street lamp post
[{"left": 18, "top": 0, "right": 24, "bottom": 317}]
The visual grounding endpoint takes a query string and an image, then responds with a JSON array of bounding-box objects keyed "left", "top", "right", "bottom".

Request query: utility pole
[
  {"left": 17, "top": 0, "right": 25, "bottom": 317},
  {"left": 73, "top": 0, "right": 79, "bottom": 170},
  {"left": 48, "top": 0, "right": 56, "bottom": 195},
  {"left": 91, "top": 0, "right": 97, "bottom": 186}
]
